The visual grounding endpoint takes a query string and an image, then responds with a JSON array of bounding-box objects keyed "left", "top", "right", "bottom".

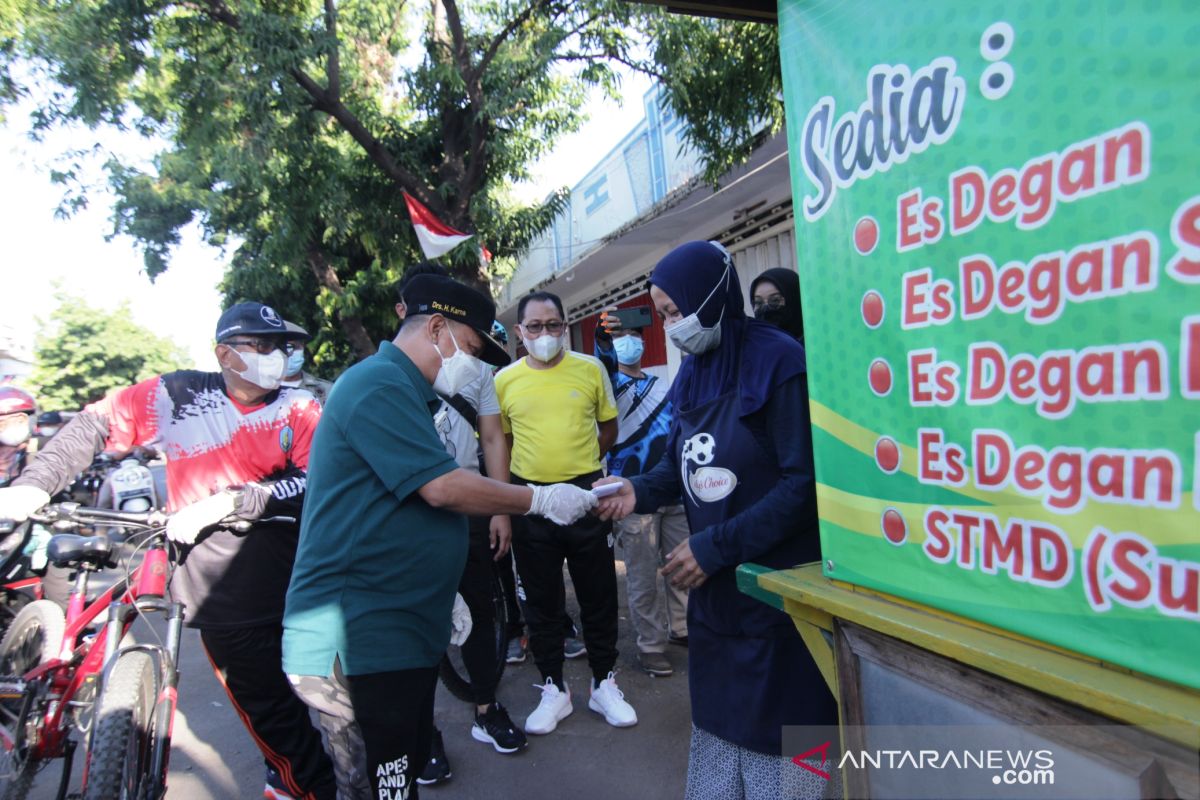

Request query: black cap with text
[{"left": 403, "top": 274, "right": 511, "bottom": 367}]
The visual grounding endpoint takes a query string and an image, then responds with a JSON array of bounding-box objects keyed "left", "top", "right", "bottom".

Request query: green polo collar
[{"left": 377, "top": 340, "right": 439, "bottom": 408}]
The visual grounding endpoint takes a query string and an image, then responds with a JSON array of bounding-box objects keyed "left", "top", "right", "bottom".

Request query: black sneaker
[
  {"left": 417, "top": 728, "right": 452, "bottom": 785},
  {"left": 471, "top": 702, "right": 529, "bottom": 754},
  {"left": 637, "top": 651, "right": 674, "bottom": 677}
]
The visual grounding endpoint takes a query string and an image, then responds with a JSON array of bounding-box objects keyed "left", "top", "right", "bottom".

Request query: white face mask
[
  {"left": 0, "top": 418, "right": 31, "bottom": 447},
  {"left": 233, "top": 350, "right": 286, "bottom": 391},
  {"left": 432, "top": 324, "right": 480, "bottom": 397},
  {"left": 664, "top": 261, "right": 731, "bottom": 355},
  {"left": 524, "top": 333, "right": 563, "bottom": 362}
]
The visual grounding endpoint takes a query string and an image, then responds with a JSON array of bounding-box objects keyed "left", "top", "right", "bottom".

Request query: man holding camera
[{"left": 595, "top": 307, "right": 689, "bottom": 677}]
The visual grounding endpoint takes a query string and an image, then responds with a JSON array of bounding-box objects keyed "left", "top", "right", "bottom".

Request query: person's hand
[
  {"left": 599, "top": 306, "right": 622, "bottom": 336},
  {"left": 0, "top": 486, "right": 50, "bottom": 523},
  {"left": 489, "top": 514, "right": 512, "bottom": 560},
  {"left": 450, "top": 592, "right": 473, "bottom": 646},
  {"left": 166, "top": 490, "right": 238, "bottom": 545},
  {"left": 661, "top": 539, "right": 708, "bottom": 590},
  {"left": 591, "top": 477, "right": 635, "bottom": 521},
  {"left": 527, "top": 483, "right": 598, "bottom": 525}
]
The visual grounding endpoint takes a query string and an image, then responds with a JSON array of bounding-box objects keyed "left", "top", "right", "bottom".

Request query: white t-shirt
[{"left": 433, "top": 361, "right": 499, "bottom": 472}]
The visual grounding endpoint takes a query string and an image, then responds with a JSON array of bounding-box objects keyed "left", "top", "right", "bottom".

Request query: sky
[{"left": 3, "top": 65, "right": 653, "bottom": 376}]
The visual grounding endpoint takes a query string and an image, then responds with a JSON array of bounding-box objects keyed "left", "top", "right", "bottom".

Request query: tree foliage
[
  {"left": 641, "top": 14, "right": 782, "bottom": 185},
  {"left": 6, "top": 1, "right": 784, "bottom": 373},
  {"left": 6, "top": 0, "right": 643, "bottom": 367},
  {"left": 32, "top": 295, "right": 192, "bottom": 411}
]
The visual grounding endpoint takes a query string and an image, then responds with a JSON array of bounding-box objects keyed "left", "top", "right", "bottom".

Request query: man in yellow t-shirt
[{"left": 496, "top": 291, "right": 638, "bottom": 736}]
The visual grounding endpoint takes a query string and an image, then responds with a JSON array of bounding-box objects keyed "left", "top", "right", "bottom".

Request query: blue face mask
[
  {"left": 613, "top": 335, "right": 645, "bottom": 365},
  {"left": 286, "top": 350, "right": 305, "bottom": 375}
]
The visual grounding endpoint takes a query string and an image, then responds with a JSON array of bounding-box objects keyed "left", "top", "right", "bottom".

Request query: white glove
[
  {"left": 527, "top": 483, "right": 599, "bottom": 526},
  {"left": 166, "top": 490, "right": 238, "bottom": 545},
  {"left": 450, "top": 592, "right": 472, "bottom": 646},
  {"left": 0, "top": 486, "right": 50, "bottom": 522}
]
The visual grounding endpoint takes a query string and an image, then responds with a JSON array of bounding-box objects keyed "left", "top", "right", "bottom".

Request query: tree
[
  {"left": 639, "top": 13, "right": 783, "bottom": 185},
  {"left": 6, "top": 1, "right": 649, "bottom": 367},
  {"left": 32, "top": 295, "right": 192, "bottom": 411}
]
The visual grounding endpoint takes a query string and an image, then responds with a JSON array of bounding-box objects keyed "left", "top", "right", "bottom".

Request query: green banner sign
[{"left": 779, "top": 0, "right": 1200, "bottom": 689}]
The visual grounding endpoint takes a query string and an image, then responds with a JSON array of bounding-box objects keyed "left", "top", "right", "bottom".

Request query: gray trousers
[
  {"left": 287, "top": 666, "right": 371, "bottom": 800},
  {"left": 614, "top": 504, "right": 689, "bottom": 653}
]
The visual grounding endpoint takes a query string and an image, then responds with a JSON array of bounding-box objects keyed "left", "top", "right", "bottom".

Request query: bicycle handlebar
[
  {"left": 37, "top": 503, "right": 168, "bottom": 526},
  {"left": 0, "top": 504, "right": 297, "bottom": 537}
]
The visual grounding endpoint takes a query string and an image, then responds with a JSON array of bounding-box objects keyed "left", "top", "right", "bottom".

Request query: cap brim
[
  {"left": 283, "top": 321, "right": 312, "bottom": 341},
  {"left": 472, "top": 328, "right": 511, "bottom": 367}
]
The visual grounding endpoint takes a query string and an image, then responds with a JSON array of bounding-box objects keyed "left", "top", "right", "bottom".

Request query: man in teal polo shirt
[{"left": 282, "top": 274, "right": 598, "bottom": 800}]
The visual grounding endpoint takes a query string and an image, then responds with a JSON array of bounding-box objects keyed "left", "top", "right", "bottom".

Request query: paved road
[{"left": 27, "top": 561, "right": 692, "bottom": 799}]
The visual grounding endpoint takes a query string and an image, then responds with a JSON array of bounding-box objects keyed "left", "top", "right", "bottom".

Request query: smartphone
[{"left": 608, "top": 306, "right": 653, "bottom": 330}]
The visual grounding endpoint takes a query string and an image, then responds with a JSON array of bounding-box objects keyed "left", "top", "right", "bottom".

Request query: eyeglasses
[
  {"left": 223, "top": 339, "right": 295, "bottom": 355},
  {"left": 520, "top": 321, "right": 565, "bottom": 336},
  {"left": 751, "top": 294, "right": 786, "bottom": 312}
]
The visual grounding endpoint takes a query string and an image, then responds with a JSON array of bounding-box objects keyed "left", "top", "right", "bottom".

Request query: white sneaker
[
  {"left": 588, "top": 672, "right": 637, "bottom": 727},
  {"left": 524, "top": 678, "right": 573, "bottom": 735}
]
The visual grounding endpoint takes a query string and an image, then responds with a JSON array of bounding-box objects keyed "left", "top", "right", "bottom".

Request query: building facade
[{"left": 499, "top": 84, "right": 798, "bottom": 382}]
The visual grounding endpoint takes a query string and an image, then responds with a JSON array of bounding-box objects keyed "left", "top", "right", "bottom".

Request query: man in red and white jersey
[{"left": 0, "top": 301, "right": 336, "bottom": 800}]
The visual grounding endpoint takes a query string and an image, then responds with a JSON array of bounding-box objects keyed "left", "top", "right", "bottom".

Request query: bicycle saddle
[{"left": 46, "top": 534, "right": 117, "bottom": 569}]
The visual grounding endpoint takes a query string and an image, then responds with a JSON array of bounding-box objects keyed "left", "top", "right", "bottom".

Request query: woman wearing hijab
[
  {"left": 595, "top": 241, "right": 837, "bottom": 799},
  {"left": 750, "top": 267, "right": 805, "bottom": 341}
]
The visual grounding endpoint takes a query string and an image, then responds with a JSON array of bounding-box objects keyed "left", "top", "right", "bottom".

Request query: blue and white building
[{"left": 498, "top": 83, "right": 798, "bottom": 380}]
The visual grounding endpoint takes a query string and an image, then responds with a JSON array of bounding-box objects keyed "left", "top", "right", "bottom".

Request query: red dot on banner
[
  {"left": 868, "top": 359, "right": 892, "bottom": 396},
  {"left": 861, "top": 290, "right": 884, "bottom": 328},
  {"left": 854, "top": 216, "right": 879, "bottom": 255},
  {"left": 875, "top": 437, "right": 900, "bottom": 473},
  {"left": 881, "top": 509, "right": 907, "bottom": 545}
]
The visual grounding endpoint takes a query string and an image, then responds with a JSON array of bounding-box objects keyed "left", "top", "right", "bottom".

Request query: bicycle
[
  {"left": 0, "top": 518, "right": 43, "bottom": 638},
  {"left": 0, "top": 503, "right": 183, "bottom": 800},
  {"left": 438, "top": 561, "right": 510, "bottom": 703}
]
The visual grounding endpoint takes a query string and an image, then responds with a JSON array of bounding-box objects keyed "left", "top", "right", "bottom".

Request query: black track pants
[
  {"left": 346, "top": 666, "right": 439, "bottom": 800},
  {"left": 458, "top": 517, "right": 500, "bottom": 706},
  {"left": 509, "top": 471, "right": 617, "bottom": 687},
  {"left": 200, "top": 624, "right": 337, "bottom": 800}
]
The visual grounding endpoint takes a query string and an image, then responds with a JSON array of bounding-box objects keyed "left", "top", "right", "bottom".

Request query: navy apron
[{"left": 676, "top": 349, "right": 837, "bottom": 754}]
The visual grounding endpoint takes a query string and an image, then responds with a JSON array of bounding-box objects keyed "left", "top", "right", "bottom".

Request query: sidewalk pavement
[
  {"left": 424, "top": 629, "right": 690, "bottom": 800},
  {"left": 27, "top": 559, "right": 693, "bottom": 799}
]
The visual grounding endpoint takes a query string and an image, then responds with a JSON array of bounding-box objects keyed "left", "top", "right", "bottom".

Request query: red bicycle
[{"left": 0, "top": 503, "right": 183, "bottom": 800}]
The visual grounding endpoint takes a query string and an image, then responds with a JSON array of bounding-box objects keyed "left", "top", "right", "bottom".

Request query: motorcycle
[{"left": 0, "top": 448, "right": 167, "bottom": 634}]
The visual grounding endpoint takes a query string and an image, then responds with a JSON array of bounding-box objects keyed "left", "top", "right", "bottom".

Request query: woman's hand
[
  {"left": 591, "top": 477, "right": 635, "bottom": 521},
  {"left": 599, "top": 306, "right": 623, "bottom": 335},
  {"left": 662, "top": 539, "right": 708, "bottom": 590}
]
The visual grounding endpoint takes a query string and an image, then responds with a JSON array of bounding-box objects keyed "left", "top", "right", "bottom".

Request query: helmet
[
  {"left": 0, "top": 387, "right": 36, "bottom": 447},
  {"left": 490, "top": 320, "right": 509, "bottom": 347},
  {"left": 0, "top": 387, "right": 36, "bottom": 417}
]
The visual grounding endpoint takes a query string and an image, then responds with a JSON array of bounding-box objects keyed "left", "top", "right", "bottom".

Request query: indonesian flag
[{"left": 403, "top": 191, "right": 472, "bottom": 259}]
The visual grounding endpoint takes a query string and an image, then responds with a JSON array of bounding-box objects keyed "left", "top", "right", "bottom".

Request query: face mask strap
[
  {"left": 432, "top": 317, "right": 462, "bottom": 362},
  {"left": 682, "top": 258, "right": 732, "bottom": 330}
]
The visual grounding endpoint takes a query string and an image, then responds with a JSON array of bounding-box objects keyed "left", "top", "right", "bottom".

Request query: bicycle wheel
[
  {"left": 439, "top": 567, "right": 508, "bottom": 703},
  {"left": 84, "top": 650, "right": 158, "bottom": 800},
  {"left": 0, "top": 600, "right": 63, "bottom": 675},
  {"left": 0, "top": 600, "right": 66, "bottom": 800}
]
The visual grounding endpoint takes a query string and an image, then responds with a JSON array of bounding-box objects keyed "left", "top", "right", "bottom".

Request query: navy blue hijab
[{"left": 650, "top": 241, "right": 807, "bottom": 417}]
